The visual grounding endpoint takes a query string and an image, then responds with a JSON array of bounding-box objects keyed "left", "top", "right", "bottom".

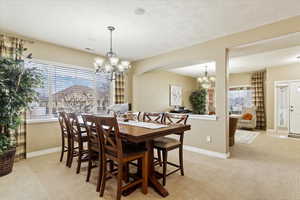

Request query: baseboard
[
  {"left": 26, "top": 145, "right": 230, "bottom": 160},
  {"left": 27, "top": 147, "right": 61, "bottom": 158},
  {"left": 183, "top": 145, "right": 230, "bottom": 159}
]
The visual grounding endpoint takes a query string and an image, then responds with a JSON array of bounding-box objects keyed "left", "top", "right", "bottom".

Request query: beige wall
[
  {"left": 266, "top": 63, "right": 300, "bottom": 129},
  {"left": 2, "top": 15, "right": 300, "bottom": 155},
  {"left": 133, "top": 16, "right": 300, "bottom": 154},
  {"left": 1, "top": 31, "right": 109, "bottom": 153},
  {"left": 23, "top": 39, "right": 103, "bottom": 153},
  {"left": 133, "top": 49, "right": 229, "bottom": 153},
  {"left": 229, "top": 72, "right": 252, "bottom": 87},
  {"left": 133, "top": 70, "right": 197, "bottom": 112},
  {"left": 27, "top": 122, "right": 60, "bottom": 153}
]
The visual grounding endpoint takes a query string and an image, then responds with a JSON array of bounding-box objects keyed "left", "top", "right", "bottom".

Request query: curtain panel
[
  {"left": 251, "top": 71, "right": 266, "bottom": 130},
  {"left": 0, "top": 34, "right": 24, "bottom": 60},
  {"left": 0, "top": 34, "right": 27, "bottom": 161},
  {"left": 114, "top": 74, "right": 125, "bottom": 104}
]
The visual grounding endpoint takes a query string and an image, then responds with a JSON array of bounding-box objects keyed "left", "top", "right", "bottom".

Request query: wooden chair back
[
  {"left": 163, "top": 113, "right": 189, "bottom": 125},
  {"left": 123, "top": 112, "right": 141, "bottom": 121},
  {"left": 58, "top": 112, "right": 68, "bottom": 138},
  {"left": 143, "top": 112, "right": 164, "bottom": 123},
  {"left": 82, "top": 115, "right": 101, "bottom": 153},
  {"left": 83, "top": 115, "right": 123, "bottom": 158},
  {"left": 65, "top": 113, "right": 84, "bottom": 141},
  {"left": 107, "top": 109, "right": 117, "bottom": 117},
  {"left": 96, "top": 116, "right": 123, "bottom": 158},
  {"left": 163, "top": 113, "right": 189, "bottom": 141}
]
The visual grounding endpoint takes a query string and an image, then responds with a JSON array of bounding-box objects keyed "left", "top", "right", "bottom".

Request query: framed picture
[{"left": 170, "top": 85, "right": 182, "bottom": 106}]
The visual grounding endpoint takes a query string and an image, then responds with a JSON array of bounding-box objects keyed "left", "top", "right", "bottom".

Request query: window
[
  {"left": 228, "top": 86, "right": 253, "bottom": 114},
  {"left": 26, "top": 60, "right": 111, "bottom": 119}
]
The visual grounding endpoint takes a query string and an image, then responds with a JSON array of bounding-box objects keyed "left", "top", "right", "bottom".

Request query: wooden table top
[
  {"left": 118, "top": 123, "right": 191, "bottom": 143},
  {"left": 80, "top": 117, "right": 191, "bottom": 143}
]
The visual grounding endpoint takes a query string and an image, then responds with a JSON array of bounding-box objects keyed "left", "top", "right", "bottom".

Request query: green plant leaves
[
  {"left": 0, "top": 134, "right": 11, "bottom": 154},
  {"left": 189, "top": 89, "right": 207, "bottom": 114},
  {"left": 0, "top": 51, "right": 43, "bottom": 153}
]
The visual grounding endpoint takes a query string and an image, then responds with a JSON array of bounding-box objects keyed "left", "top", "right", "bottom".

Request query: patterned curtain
[
  {"left": 114, "top": 74, "right": 125, "bottom": 104},
  {"left": 0, "top": 34, "right": 27, "bottom": 161},
  {"left": 207, "top": 88, "right": 215, "bottom": 114},
  {"left": 251, "top": 71, "right": 266, "bottom": 130},
  {"left": 0, "top": 34, "right": 24, "bottom": 60}
]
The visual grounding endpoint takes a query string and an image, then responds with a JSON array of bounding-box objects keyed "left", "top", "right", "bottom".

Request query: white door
[{"left": 290, "top": 82, "right": 300, "bottom": 134}]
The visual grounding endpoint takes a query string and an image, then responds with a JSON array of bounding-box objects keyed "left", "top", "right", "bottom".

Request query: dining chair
[
  {"left": 142, "top": 112, "right": 164, "bottom": 123},
  {"left": 153, "top": 113, "right": 189, "bottom": 186},
  {"left": 124, "top": 111, "right": 141, "bottom": 121},
  {"left": 58, "top": 112, "right": 70, "bottom": 166},
  {"left": 82, "top": 115, "right": 103, "bottom": 193},
  {"left": 84, "top": 115, "right": 148, "bottom": 200},
  {"left": 65, "top": 113, "right": 89, "bottom": 173}
]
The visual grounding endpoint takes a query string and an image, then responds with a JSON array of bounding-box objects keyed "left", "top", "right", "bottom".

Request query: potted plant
[
  {"left": 0, "top": 48, "right": 42, "bottom": 177},
  {"left": 189, "top": 89, "right": 207, "bottom": 114}
]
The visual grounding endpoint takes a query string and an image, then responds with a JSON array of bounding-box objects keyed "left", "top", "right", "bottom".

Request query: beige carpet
[{"left": 1, "top": 132, "right": 300, "bottom": 200}]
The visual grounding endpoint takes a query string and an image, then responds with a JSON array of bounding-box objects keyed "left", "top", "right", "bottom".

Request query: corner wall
[
  {"left": 133, "top": 70, "right": 197, "bottom": 112},
  {"left": 132, "top": 16, "right": 300, "bottom": 154},
  {"left": 0, "top": 31, "right": 109, "bottom": 153},
  {"left": 229, "top": 72, "right": 252, "bottom": 87}
]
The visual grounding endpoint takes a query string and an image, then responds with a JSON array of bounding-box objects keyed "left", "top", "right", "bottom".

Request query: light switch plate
[{"left": 206, "top": 136, "right": 212, "bottom": 144}]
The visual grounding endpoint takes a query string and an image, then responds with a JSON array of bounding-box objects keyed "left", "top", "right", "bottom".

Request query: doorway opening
[{"left": 227, "top": 32, "right": 300, "bottom": 149}]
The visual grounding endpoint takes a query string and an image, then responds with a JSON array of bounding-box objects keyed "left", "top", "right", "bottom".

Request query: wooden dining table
[{"left": 80, "top": 117, "right": 191, "bottom": 197}]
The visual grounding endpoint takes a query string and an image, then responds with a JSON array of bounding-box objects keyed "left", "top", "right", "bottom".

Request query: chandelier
[
  {"left": 197, "top": 66, "right": 215, "bottom": 89},
  {"left": 94, "top": 26, "right": 131, "bottom": 80}
]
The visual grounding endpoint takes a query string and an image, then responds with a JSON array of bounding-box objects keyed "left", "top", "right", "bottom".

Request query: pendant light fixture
[
  {"left": 197, "top": 66, "right": 215, "bottom": 89},
  {"left": 94, "top": 26, "right": 131, "bottom": 80}
]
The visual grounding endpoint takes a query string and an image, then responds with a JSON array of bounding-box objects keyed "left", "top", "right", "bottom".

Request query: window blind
[{"left": 25, "top": 60, "right": 111, "bottom": 119}]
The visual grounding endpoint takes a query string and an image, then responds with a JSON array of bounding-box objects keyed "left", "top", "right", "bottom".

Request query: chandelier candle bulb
[
  {"left": 121, "top": 60, "right": 130, "bottom": 67},
  {"left": 210, "top": 77, "right": 215, "bottom": 81},
  {"left": 197, "top": 65, "right": 215, "bottom": 89},
  {"left": 117, "top": 64, "right": 124, "bottom": 72},
  {"left": 94, "top": 57, "right": 104, "bottom": 65},
  {"left": 105, "top": 64, "right": 112, "bottom": 72},
  {"left": 109, "top": 56, "right": 119, "bottom": 65}
]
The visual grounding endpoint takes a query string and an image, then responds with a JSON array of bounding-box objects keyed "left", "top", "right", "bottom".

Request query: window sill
[
  {"left": 27, "top": 118, "right": 58, "bottom": 124},
  {"left": 188, "top": 114, "right": 217, "bottom": 120},
  {"left": 167, "top": 113, "right": 217, "bottom": 121}
]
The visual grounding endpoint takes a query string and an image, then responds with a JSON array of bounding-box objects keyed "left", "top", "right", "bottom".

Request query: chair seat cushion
[
  {"left": 105, "top": 142, "right": 147, "bottom": 158},
  {"left": 153, "top": 137, "right": 181, "bottom": 149}
]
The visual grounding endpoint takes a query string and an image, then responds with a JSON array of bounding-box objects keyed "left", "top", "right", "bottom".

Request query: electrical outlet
[{"left": 206, "top": 136, "right": 212, "bottom": 144}]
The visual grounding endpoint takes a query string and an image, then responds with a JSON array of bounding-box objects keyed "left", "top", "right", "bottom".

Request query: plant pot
[{"left": 0, "top": 148, "right": 16, "bottom": 177}]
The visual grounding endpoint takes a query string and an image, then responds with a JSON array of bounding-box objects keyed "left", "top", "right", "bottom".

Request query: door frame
[{"left": 274, "top": 79, "right": 300, "bottom": 135}]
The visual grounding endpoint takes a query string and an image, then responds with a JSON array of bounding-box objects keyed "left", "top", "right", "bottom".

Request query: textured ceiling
[
  {"left": 168, "top": 32, "right": 300, "bottom": 76},
  {"left": 229, "top": 46, "right": 300, "bottom": 73},
  {"left": 168, "top": 62, "right": 216, "bottom": 77},
  {"left": 1, "top": 0, "right": 300, "bottom": 60},
  {"left": 167, "top": 46, "right": 300, "bottom": 76}
]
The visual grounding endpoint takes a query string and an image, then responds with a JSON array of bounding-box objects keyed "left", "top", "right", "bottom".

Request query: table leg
[
  {"left": 122, "top": 140, "right": 169, "bottom": 197},
  {"left": 146, "top": 140, "right": 169, "bottom": 197}
]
